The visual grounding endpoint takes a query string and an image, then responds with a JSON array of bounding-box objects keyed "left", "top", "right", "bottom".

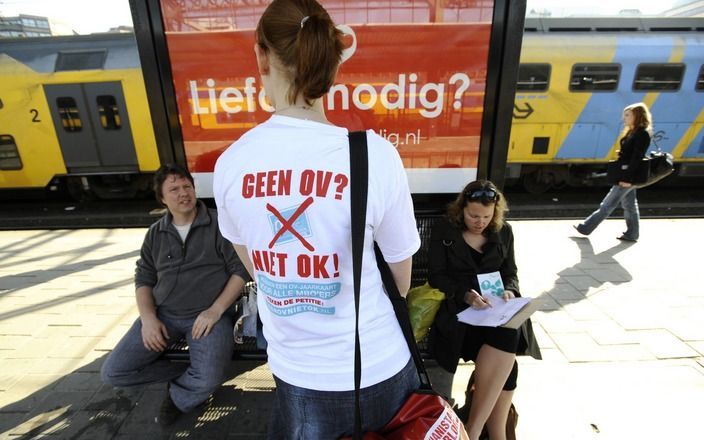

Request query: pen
[{"left": 469, "top": 289, "right": 492, "bottom": 308}]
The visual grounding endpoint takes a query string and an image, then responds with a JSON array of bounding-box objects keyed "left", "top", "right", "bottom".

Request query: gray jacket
[{"left": 135, "top": 200, "right": 249, "bottom": 319}]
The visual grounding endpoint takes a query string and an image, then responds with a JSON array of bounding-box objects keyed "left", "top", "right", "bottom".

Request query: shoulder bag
[{"left": 348, "top": 131, "right": 468, "bottom": 440}]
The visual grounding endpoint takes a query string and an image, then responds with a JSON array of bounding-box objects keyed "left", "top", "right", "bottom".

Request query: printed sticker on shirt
[
  {"left": 241, "top": 169, "right": 348, "bottom": 201},
  {"left": 266, "top": 201, "right": 313, "bottom": 248},
  {"left": 258, "top": 274, "right": 340, "bottom": 316},
  {"left": 477, "top": 271, "right": 505, "bottom": 297}
]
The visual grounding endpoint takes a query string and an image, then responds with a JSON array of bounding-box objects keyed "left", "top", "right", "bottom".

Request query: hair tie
[{"left": 300, "top": 16, "right": 310, "bottom": 29}]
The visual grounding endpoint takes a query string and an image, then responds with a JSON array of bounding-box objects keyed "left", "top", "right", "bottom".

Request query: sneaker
[
  {"left": 617, "top": 235, "right": 637, "bottom": 242},
  {"left": 573, "top": 225, "right": 588, "bottom": 236},
  {"left": 156, "top": 388, "right": 182, "bottom": 426}
]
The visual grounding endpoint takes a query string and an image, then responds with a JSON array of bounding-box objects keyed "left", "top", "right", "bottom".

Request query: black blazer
[
  {"left": 428, "top": 217, "right": 541, "bottom": 372},
  {"left": 617, "top": 128, "right": 651, "bottom": 183}
]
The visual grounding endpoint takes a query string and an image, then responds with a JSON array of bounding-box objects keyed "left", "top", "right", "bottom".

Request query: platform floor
[{"left": 1, "top": 218, "right": 703, "bottom": 439}]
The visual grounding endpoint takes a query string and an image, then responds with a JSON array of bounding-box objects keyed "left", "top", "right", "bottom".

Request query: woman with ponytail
[{"left": 213, "top": 1, "right": 421, "bottom": 437}]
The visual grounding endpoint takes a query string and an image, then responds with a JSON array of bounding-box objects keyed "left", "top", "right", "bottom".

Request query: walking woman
[
  {"left": 428, "top": 180, "right": 540, "bottom": 440},
  {"left": 575, "top": 102, "right": 653, "bottom": 242},
  {"left": 213, "top": 0, "right": 421, "bottom": 437}
]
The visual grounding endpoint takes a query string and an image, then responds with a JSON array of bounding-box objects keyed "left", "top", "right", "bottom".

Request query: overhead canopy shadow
[{"left": 0, "top": 354, "right": 274, "bottom": 439}]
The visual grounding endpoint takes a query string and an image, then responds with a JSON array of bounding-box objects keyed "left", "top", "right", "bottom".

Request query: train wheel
[
  {"left": 522, "top": 171, "right": 551, "bottom": 194},
  {"left": 66, "top": 177, "right": 95, "bottom": 202}
]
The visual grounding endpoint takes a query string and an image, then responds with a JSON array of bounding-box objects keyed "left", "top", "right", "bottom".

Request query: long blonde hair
[{"left": 624, "top": 102, "right": 653, "bottom": 136}]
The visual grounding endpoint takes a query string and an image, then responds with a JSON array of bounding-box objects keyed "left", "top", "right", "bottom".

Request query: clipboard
[
  {"left": 500, "top": 298, "right": 539, "bottom": 329},
  {"left": 456, "top": 296, "right": 539, "bottom": 328}
]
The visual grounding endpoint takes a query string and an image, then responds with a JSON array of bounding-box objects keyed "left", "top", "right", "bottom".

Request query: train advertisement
[{"left": 158, "top": 0, "right": 496, "bottom": 196}]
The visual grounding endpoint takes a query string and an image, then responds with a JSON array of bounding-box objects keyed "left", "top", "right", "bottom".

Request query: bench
[{"left": 164, "top": 211, "right": 443, "bottom": 361}]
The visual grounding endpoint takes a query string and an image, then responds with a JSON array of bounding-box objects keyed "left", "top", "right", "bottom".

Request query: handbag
[
  {"left": 606, "top": 158, "right": 649, "bottom": 185},
  {"left": 455, "top": 372, "right": 518, "bottom": 440},
  {"left": 406, "top": 282, "right": 445, "bottom": 342},
  {"left": 348, "top": 131, "right": 468, "bottom": 440},
  {"left": 633, "top": 150, "right": 674, "bottom": 189}
]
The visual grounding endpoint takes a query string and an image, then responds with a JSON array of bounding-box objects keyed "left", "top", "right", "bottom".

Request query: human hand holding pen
[{"left": 464, "top": 289, "right": 492, "bottom": 309}]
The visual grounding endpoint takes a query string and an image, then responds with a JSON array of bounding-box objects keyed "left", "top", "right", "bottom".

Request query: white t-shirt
[
  {"left": 172, "top": 223, "right": 191, "bottom": 243},
  {"left": 213, "top": 115, "right": 420, "bottom": 391}
]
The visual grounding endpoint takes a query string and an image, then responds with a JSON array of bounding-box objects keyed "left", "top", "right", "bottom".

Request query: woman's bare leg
[
  {"left": 465, "top": 345, "right": 515, "bottom": 440},
  {"left": 485, "top": 389, "right": 514, "bottom": 440}
]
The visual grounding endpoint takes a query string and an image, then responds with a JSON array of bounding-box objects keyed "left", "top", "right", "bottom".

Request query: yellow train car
[
  {"left": 0, "top": 33, "right": 160, "bottom": 198},
  {"left": 508, "top": 17, "right": 704, "bottom": 192}
]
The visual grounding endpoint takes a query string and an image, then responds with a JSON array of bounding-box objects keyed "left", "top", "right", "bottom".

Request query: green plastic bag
[{"left": 406, "top": 282, "right": 445, "bottom": 342}]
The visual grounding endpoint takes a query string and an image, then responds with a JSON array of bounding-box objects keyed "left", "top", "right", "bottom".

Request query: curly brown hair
[{"left": 446, "top": 180, "right": 508, "bottom": 233}]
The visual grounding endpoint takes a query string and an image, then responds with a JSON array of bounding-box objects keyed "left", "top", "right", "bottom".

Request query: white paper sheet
[{"left": 456, "top": 296, "right": 533, "bottom": 327}]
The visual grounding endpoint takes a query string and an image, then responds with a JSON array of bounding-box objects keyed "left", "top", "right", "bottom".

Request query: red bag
[{"left": 365, "top": 391, "right": 468, "bottom": 440}]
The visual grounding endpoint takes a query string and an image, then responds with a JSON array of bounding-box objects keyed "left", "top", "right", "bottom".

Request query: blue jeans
[
  {"left": 267, "top": 357, "right": 419, "bottom": 439},
  {"left": 577, "top": 185, "right": 640, "bottom": 240},
  {"left": 101, "top": 313, "right": 234, "bottom": 412}
]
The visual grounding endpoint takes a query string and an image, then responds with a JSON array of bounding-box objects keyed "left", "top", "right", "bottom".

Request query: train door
[{"left": 43, "top": 82, "right": 138, "bottom": 173}]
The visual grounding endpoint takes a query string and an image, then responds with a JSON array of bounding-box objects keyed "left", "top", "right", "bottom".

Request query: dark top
[
  {"left": 135, "top": 200, "right": 250, "bottom": 319},
  {"left": 617, "top": 128, "right": 651, "bottom": 183},
  {"left": 427, "top": 217, "right": 541, "bottom": 372}
]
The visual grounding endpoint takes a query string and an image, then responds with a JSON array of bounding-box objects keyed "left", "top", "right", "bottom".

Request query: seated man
[{"left": 101, "top": 164, "right": 249, "bottom": 426}]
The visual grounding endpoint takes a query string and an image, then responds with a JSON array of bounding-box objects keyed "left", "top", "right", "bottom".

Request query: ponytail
[
  {"left": 256, "top": 0, "right": 343, "bottom": 106},
  {"left": 294, "top": 14, "right": 343, "bottom": 105}
]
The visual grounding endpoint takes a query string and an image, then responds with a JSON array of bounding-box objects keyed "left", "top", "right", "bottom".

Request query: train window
[
  {"left": 0, "top": 135, "right": 22, "bottom": 170},
  {"left": 696, "top": 65, "right": 704, "bottom": 92},
  {"left": 56, "top": 97, "right": 83, "bottom": 132},
  {"left": 633, "top": 64, "right": 685, "bottom": 91},
  {"left": 96, "top": 95, "right": 122, "bottom": 130},
  {"left": 55, "top": 50, "right": 107, "bottom": 71},
  {"left": 570, "top": 64, "right": 620, "bottom": 91},
  {"left": 516, "top": 64, "right": 550, "bottom": 92}
]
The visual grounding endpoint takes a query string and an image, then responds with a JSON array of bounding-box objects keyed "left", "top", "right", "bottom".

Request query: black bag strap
[
  {"left": 349, "top": 130, "right": 367, "bottom": 439},
  {"left": 349, "top": 130, "right": 431, "bottom": 439}
]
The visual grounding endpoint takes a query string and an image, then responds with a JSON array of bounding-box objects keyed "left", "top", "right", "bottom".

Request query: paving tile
[
  {"left": 3, "top": 337, "right": 64, "bottom": 360},
  {"left": 582, "top": 264, "right": 632, "bottom": 283},
  {"left": 667, "top": 315, "right": 704, "bottom": 341},
  {"left": 47, "top": 337, "right": 103, "bottom": 359},
  {"left": 582, "top": 320, "right": 639, "bottom": 345},
  {"left": 114, "top": 389, "right": 166, "bottom": 436},
  {"left": 46, "top": 409, "right": 129, "bottom": 439},
  {"left": 688, "top": 341, "right": 704, "bottom": 356},
  {"left": 530, "top": 321, "right": 555, "bottom": 349},
  {"left": 532, "top": 310, "right": 585, "bottom": 333},
  {"left": 545, "top": 282, "right": 585, "bottom": 301},
  {"left": 85, "top": 384, "right": 142, "bottom": 413},
  {"left": 550, "top": 332, "right": 611, "bottom": 362},
  {"left": 534, "top": 294, "right": 560, "bottom": 311},
  {"left": 562, "top": 275, "right": 603, "bottom": 293},
  {"left": 27, "top": 357, "right": 85, "bottom": 375},
  {"left": 0, "top": 385, "right": 51, "bottom": 413},
  {"left": 631, "top": 329, "right": 699, "bottom": 359},
  {"left": 54, "top": 373, "right": 103, "bottom": 393},
  {"left": 600, "top": 344, "right": 655, "bottom": 361},
  {"left": 24, "top": 391, "right": 96, "bottom": 420},
  {"left": 0, "top": 373, "right": 25, "bottom": 392},
  {"left": 557, "top": 299, "right": 608, "bottom": 321},
  {"left": 0, "top": 411, "right": 29, "bottom": 436}
]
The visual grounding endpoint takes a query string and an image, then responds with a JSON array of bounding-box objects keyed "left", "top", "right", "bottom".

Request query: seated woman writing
[{"left": 428, "top": 179, "right": 540, "bottom": 440}]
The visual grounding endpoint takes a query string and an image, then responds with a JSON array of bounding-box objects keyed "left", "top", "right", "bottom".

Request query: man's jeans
[
  {"left": 101, "top": 314, "right": 233, "bottom": 412},
  {"left": 267, "top": 357, "right": 419, "bottom": 439},
  {"left": 577, "top": 185, "right": 640, "bottom": 240}
]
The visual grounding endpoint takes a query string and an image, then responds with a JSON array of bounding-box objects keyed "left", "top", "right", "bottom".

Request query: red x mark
[{"left": 266, "top": 197, "right": 315, "bottom": 251}]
